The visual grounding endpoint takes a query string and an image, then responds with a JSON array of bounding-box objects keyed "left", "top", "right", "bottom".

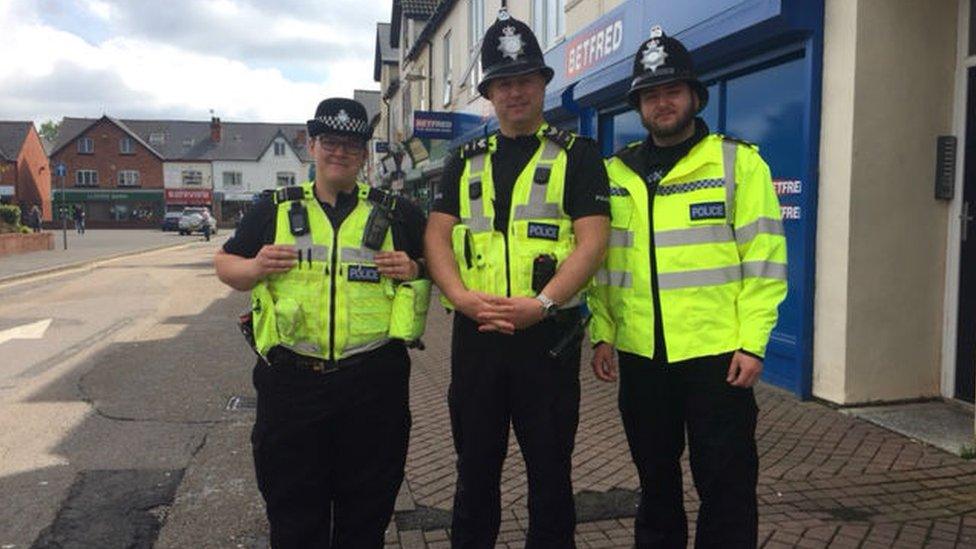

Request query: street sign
[{"left": 54, "top": 163, "right": 66, "bottom": 177}]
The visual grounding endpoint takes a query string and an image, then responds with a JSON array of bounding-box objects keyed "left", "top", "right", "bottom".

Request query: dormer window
[{"left": 149, "top": 132, "right": 165, "bottom": 145}]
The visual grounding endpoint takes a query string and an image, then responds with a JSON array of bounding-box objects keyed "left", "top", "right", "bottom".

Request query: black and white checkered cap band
[{"left": 310, "top": 115, "right": 370, "bottom": 135}]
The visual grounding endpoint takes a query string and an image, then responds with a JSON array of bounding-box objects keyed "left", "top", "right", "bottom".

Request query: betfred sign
[
  {"left": 165, "top": 189, "right": 212, "bottom": 205},
  {"left": 566, "top": 18, "right": 624, "bottom": 78}
]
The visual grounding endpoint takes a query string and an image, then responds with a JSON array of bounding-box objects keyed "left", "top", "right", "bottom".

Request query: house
[
  {"left": 0, "top": 122, "right": 52, "bottom": 221},
  {"left": 354, "top": 89, "right": 383, "bottom": 186},
  {"left": 49, "top": 116, "right": 311, "bottom": 226}
]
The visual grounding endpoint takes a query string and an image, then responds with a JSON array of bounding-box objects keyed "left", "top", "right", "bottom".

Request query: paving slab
[{"left": 843, "top": 400, "right": 975, "bottom": 457}]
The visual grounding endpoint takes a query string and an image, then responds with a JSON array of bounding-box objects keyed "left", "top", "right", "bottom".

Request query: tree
[{"left": 38, "top": 120, "right": 60, "bottom": 143}]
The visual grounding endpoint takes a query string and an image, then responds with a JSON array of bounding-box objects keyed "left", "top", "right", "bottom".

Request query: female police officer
[{"left": 215, "top": 97, "right": 430, "bottom": 548}]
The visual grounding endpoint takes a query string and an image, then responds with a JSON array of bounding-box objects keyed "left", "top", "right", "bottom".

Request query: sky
[{"left": 0, "top": 0, "right": 388, "bottom": 126}]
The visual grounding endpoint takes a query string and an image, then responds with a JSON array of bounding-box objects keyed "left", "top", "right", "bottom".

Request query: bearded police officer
[
  {"left": 215, "top": 98, "right": 431, "bottom": 548},
  {"left": 424, "top": 8, "right": 610, "bottom": 549},
  {"left": 588, "top": 27, "right": 787, "bottom": 548}
]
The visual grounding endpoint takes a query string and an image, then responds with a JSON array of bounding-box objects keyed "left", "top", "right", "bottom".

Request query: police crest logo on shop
[
  {"left": 527, "top": 222, "right": 560, "bottom": 241},
  {"left": 689, "top": 202, "right": 726, "bottom": 221},
  {"left": 348, "top": 264, "right": 381, "bottom": 283}
]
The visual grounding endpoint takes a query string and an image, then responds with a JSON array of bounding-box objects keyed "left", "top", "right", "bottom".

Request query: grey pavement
[
  {"left": 0, "top": 229, "right": 218, "bottom": 283},
  {"left": 844, "top": 400, "right": 975, "bottom": 457}
]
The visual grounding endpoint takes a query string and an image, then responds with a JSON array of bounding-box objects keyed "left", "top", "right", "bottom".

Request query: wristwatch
[{"left": 535, "top": 293, "right": 559, "bottom": 318}]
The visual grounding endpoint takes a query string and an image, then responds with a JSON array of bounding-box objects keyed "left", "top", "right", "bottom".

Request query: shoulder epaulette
[
  {"left": 719, "top": 134, "right": 758, "bottom": 150},
  {"left": 612, "top": 140, "right": 643, "bottom": 160},
  {"left": 540, "top": 125, "right": 576, "bottom": 150},
  {"left": 460, "top": 136, "right": 490, "bottom": 159},
  {"left": 273, "top": 185, "right": 305, "bottom": 204}
]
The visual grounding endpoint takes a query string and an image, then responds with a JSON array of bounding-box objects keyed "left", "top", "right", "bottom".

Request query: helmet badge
[
  {"left": 336, "top": 109, "right": 350, "bottom": 123},
  {"left": 498, "top": 26, "right": 525, "bottom": 61},
  {"left": 641, "top": 40, "right": 668, "bottom": 73}
]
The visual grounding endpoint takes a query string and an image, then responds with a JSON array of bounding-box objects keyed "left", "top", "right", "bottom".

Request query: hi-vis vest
[
  {"left": 251, "top": 181, "right": 431, "bottom": 361},
  {"left": 588, "top": 134, "right": 787, "bottom": 361},
  {"left": 444, "top": 124, "right": 578, "bottom": 307}
]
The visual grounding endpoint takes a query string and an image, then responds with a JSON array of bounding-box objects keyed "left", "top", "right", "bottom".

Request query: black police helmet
[
  {"left": 477, "top": 9, "right": 554, "bottom": 97},
  {"left": 627, "top": 26, "right": 708, "bottom": 113},
  {"left": 306, "top": 97, "right": 373, "bottom": 142}
]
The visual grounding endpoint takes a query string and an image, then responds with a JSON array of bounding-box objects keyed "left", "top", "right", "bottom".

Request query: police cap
[
  {"left": 627, "top": 26, "right": 708, "bottom": 112},
  {"left": 306, "top": 97, "right": 373, "bottom": 141},
  {"left": 477, "top": 9, "right": 554, "bottom": 97}
]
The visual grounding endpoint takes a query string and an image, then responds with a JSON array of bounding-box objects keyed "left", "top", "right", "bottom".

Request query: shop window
[
  {"left": 276, "top": 172, "right": 296, "bottom": 186},
  {"left": 274, "top": 141, "right": 286, "bottom": 156},
  {"left": 610, "top": 109, "right": 645, "bottom": 153},
  {"left": 75, "top": 169, "right": 98, "bottom": 187},
  {"left": 699, "top": 83, "right": 720, "bottom": 130},
  {"left": 533, "top": 0, "right": 565, "bottom": 51},
  {"left": 119, "top": 137, "right": 133, "bottom": 154},
  {"left": 77, "top": 137, "right": 94, "bottom": 154},
  {"left": 182, "top": 170, "right": 203, "bottom": 185},
  {"left": 223, "top": 171, "right": 243, "bottom": 187},
  {"left": 117, "top": 170, "right": 140, "bottom": 187}
]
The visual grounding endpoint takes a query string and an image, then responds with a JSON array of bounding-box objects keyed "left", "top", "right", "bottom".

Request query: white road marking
[{"left": 0, "top": 319, "right": 52, "bottom": 346}]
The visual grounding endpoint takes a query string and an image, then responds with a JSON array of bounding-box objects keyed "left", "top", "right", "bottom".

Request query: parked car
[
  {"left": 178, "top": 208, "right": 217, "bottom": 235},
  {"left": 161, "top": 211, "right": 182, "bottom": 232}
]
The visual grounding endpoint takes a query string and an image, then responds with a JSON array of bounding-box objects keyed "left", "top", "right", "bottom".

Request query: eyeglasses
[{"left": 315, "top": 136, "right": 365, "bottom": 155}]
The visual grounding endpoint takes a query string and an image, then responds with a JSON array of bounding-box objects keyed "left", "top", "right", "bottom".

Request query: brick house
[
  {"left": 0, "top": 122, "right": 51, "bottom": 221},
  {"left": 49, "top": 116, "right": 165, "bottom": 227}
]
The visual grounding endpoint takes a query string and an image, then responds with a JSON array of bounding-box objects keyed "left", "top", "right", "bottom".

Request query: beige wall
[
  {"left": 816, "top": 0, "right": 956, "bottom": 404},
  {"left": 566, "top": 0, "right": 625, "bottom": 36}
]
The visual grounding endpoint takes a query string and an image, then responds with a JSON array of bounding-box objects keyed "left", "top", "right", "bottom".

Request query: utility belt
[{"left": 265, "top": 343, "right": 397, "bottom": 375}]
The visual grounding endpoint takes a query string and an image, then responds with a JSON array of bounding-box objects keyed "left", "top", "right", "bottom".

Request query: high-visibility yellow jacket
[
  {"left": 588, "top": 134, "right": 787, "bottom": 361},
  {"left": 443, "top": 124, "right": 578, "bottom": 307},
  {"left": 252, "top": 181, "right": 430, "bottom": 361}
]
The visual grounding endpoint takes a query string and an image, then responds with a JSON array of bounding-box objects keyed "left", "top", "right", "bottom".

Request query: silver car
[{"left": 178, "top": 208, "right": 218, "bottom": 235}]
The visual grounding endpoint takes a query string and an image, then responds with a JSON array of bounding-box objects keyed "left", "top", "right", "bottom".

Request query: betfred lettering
[
  {"left": 689, "top": 202, "right": 726, "bottom": 221},
  {"left": 527, "top": 222, "right": 560, "bottom": 241},
  {"left": 567, "top": 20, "right": 624, "bottom": 77},
  {"left": 347, "top": 264, "right": 381, "bottom": 283}
]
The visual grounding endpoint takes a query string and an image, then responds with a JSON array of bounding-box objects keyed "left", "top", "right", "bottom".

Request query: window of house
[
  {"left": 119, "top": 137, "right": 133, "bottom": 154},
  {"left": 468, "top": 0, "right": 485, "bottom": 95},
  {"left": 276, "top": 172, "right": 296, "bottom": 186},
  {"left": 117, "top": 170, "right": 140, "bottom": 187},
  {"left": 182, "top": 138, "right": 195, "bottom": 148},
  {"left": 182, "top": 170, "right": 203, "bottom": 185},
  {"left": 223, "top": 171, "right": 243, "bottom": 187},
  {"left": 149, "top": 132, "right": 165, "bottom": 145},
  {"left": 532, "top": 0, "right": 565, "bottom": 51},
  {"left": 443, "top": 30, "right": 453, "bottom": 106},
  {"left": 77, "top": 137, "right": 94, "bottom": 154},
  {"left": 75, "top": 170, "right": 98, "bottom": 186},
  {"left": 274, "top": 140, "right": 286, "bottom": 156}
]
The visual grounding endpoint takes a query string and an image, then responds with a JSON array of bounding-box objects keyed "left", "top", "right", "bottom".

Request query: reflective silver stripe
[
  {"left": 340, "top": 247, "right": 376, "bottom": 263},
  {"left": 654, "top": 225, "right": 734, "bottom": 247},
  {"left": 722, "top": 140, "right": 737, "bottom": 224},
  {"left": 742, "top": 260, "right": 787, "bottom": 280},
  {"left": 657, "top": 265, "right": 742, "bottom": 290},
  {"left": 513, "top": 202, "right": 561, "bottom": 220},
  {"left": 466, "top": 154, "right": 492, "bottom": 234},
  {"left": 609, "top": 229, "right": 634, "bottom": 247},
  {"left": 285, "top": 342, "right": 322, "bottom": 355},
  {"left": 308, "top": 245, "right": 330, "bottom": 262},
  {"left": 540, "top": 138, "right": 561, "bottom": 161},
  {"left": 294, "top": 233, "right": 313, "bottom": 252},
  {"left": 595, "top": 269, "right": 633, "bottom": 289},
  {"left": 343, "top": 337, "right": 392, "bottom": 357},
  {"left": 735, "top": 217, "right": 785, "bottom": 245}
]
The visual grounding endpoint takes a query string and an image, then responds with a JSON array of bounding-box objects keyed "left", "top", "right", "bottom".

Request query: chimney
[
  {"left": 295, "top": 130, "right": 306, "bottom": 147},
  {"left": 210, "top": 116, "right": 221, "bottom": 142}
]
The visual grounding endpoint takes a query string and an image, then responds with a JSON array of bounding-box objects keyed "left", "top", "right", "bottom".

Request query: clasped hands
[{"left": 455, "top": 291, "right": 546, "bottom": 335}]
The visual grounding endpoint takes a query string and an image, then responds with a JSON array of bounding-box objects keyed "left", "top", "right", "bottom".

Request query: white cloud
[{"left": 0, "top": 0, "right": 383, "bottom": 124}]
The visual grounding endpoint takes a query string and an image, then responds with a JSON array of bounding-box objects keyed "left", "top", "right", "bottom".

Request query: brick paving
[{"left": 385, "top": 305, "right": 976, "bottom": 548}]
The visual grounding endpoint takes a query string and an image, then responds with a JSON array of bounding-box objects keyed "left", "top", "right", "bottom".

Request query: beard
[{"left": 642, "top": 101, "right": 696, "bottom": 141}]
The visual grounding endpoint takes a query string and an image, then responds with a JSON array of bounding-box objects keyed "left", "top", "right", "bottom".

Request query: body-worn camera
[
  {"left": 288, "top": 202, "right": 309, "bottom": 236},
  {"left": 363, "top": 192, "right": 397, "bottom": 250},
  {"left": 532, "top": 254, "right": 557, "bottom": 294}
]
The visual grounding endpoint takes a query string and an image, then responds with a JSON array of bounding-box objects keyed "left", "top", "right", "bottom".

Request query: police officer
[
  {"left": 588, "top": 27, "right": 788, "bottom": 548},
  {"left": 215, "top": 97, "right": 431, "bottom": 548},
  {"left": 425, "top": 9, "right": 610, "bottom": 549}
]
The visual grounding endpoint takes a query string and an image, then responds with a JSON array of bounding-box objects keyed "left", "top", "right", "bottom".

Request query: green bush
[{"left": 0, "top": 204, "right": 20, "bottom": 226}]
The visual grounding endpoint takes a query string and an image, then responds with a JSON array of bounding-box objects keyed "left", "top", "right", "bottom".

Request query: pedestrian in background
[
  {"left": 424, "top": 8, "right": 609, "bottom": 548},
  {"left": 588, "top": 26, "right": 788, "bottom": 549}
]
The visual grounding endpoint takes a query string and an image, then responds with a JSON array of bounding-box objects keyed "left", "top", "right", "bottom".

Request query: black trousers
[
  {"left": 448, "top": 313, "right": 581, "bottom": 549},
  {"left": 251, "top": 342, "right": 411, "bottom": 549},
  {"left": 618, "top": 351, "right": 758, "bottom": 549}
]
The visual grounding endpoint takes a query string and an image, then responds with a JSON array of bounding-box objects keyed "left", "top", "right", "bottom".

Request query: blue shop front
[{"left": 454, "top": 0, "right": 824, "bottom": 398}]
